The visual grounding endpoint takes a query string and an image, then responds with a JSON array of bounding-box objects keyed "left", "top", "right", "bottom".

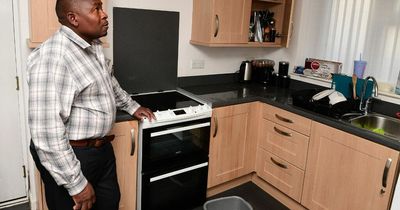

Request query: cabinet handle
[
  {"left": 212, "top": 116, "right": 218, "bottom": 138},
  {"left": 273, "top": 126, "right": 292, "bottom": 137},
  {"left": 130, "top": 128, "right": 135, "bottom": 156},
  {"left": 275, "top": 114, "right": 293, "bottom": 123},
  {"left": 380, "top": 158, "right": 392, "bottom": 194},
  {"left": 214, "top": 14, "right": 219, "bottom": 37},
  {"left": 270, "top": 157, "right": 288, "bottom": 169}
]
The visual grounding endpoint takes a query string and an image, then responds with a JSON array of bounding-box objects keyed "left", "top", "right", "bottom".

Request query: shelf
[{"left": 190, "top": 40, "right": 283, "bottom": 48}]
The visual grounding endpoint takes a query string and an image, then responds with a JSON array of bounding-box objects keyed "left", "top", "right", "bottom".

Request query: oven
[
  {"left": 141, "top": 118, "right": 210, "bottom": 210},
  {"left": 133, "top": 91, "right": 212, "bottom": 210}
]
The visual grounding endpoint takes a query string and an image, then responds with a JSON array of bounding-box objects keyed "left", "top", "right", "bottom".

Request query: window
[{"left": 299, "top": 0, "right": 400, "bottom": 86}]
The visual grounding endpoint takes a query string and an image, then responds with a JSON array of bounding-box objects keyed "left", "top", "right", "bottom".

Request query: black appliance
[
  {"left": 251, "top": 59, "right": 275, "bottom": 85},
  {"left": 276, "top": 61, "right": 290, "bottom": 88},
  {"left": 140, "top": 117, "right": 210, "bottom": 210}
]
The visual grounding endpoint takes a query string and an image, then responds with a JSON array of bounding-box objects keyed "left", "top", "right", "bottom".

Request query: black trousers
[{"left": 30, "top": 140, "right": 120, "bottom": 210}]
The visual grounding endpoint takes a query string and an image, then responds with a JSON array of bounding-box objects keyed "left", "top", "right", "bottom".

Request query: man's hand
[
  {"left": 72, "top": 183, "right": 96, "bottom": 210},
  {"left": 133, "top": 106, "right": 156, "bottom": 121}
]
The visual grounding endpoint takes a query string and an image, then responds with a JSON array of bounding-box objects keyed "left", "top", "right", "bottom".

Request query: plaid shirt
[{"left": 27, "top": 26, "right": 140, "bottom": 195}]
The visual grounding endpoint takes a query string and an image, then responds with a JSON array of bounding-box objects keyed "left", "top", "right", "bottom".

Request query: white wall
[{"left": 104, "top": 0, "right": 302, "bottom": 77}]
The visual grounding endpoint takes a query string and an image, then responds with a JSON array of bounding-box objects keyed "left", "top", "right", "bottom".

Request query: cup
[{"left": 353, "top": 60, "right": 367, "bottom": 79}]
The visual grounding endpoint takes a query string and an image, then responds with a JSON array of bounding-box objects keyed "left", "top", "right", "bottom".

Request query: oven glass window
[{"left": 143, "top": 118, "right": 210, "bottom": 170}]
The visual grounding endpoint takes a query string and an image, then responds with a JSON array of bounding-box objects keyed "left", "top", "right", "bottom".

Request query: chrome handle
[
  {"left": 212, "top": 116, "right": 218, "bottom": 138},
  {"left": 275, "top": 114, "right": 293, "bottom": 123},
  {"left": 150, "top": 122, "right": 210, "bottom": 137},
  {"left": 381, "top": 158, "right": 392, "bottom": 194},
  {"left": 270, "top": 157, "right": 288, "bottom": 169},
  {"left": 130, "top": 128, "right": 135, "bottom": 156},
  {"left": 273, "top": 126, "right": 292, "bottom": 137},
  {"left": 150, "top": 162, "right": 208, "bottom": 182},
  {"left": 214, "top": 14, "right": 219, "bottom": 37}
]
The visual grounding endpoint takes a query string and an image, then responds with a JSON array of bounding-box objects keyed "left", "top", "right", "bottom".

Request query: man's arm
[{"left": 28, "top": 55, "right": 87, "bottom": 196}]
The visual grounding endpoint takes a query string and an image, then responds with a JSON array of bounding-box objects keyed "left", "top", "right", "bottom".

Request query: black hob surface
[{"left": 131, "top": 91, "right": 202, "bottom": 112}]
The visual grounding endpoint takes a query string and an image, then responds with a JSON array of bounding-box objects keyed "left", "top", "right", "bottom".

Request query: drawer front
[
  {"left": 259, "top": 120, "right": 309, "bottom": 169},
  {"left": 262, "top": 104, "right": 311, "bottom": 136},
  {"left": 256, "top": 148, "right": 304, "bottom": 202}
]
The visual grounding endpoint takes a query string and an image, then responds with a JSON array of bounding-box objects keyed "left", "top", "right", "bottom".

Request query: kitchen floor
[
  {"left": 5, "top": 182, "right": 288, "bottom": 210},
  {"left": 193, "top": 182, "right": 289, "bottom": 210}
]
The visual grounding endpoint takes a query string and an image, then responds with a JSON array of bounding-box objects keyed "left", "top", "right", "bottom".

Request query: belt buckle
[{"left": 93, "top": 139, "right": 104, "bottom": 148}]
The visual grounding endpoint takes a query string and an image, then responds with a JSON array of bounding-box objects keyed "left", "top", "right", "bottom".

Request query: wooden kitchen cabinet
[
  {"left": 28, "top": 0, "right": 107, "bottom": 48},
  {"left": 110, "top": 121, "right": 138, "bottom": 210},
  {"left": 302, "top": 122, "right": 399, "bottom": 210},
  {"left": 34, "top": 120, "right": 138, "bottom": 210},
  {"left": 207, "top": 102, "right": 259, "bottom": 188},
  {"left": 191, "top": 0, "right": 294, "bottom": 47},
  {"left": 256, "top": 103, "right": 311, "bottom": 202}
]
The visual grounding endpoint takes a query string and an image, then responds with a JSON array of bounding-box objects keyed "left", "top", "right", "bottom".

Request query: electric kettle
[{"left": 239, "top": 61, "right": 252, "bottom": 82}]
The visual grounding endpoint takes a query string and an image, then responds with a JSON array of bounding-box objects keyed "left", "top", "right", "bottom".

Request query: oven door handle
[
  {"left": 150, "top": 162, "right": 208, "bottom": 182},
  {"left": 150, "top": 122, "right": 210, "bottom": 137}
]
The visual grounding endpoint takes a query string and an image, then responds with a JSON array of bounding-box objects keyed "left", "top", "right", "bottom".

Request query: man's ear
[{"left": 66, "top": 12, "right": 79, "bottom": 27}]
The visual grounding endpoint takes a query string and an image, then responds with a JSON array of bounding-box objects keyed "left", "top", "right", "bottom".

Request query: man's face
[{"left": 74, "top": 0, "right": 108, "bottom": 43}]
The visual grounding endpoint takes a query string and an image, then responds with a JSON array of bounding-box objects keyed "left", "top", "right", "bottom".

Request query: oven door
[
  {"left": 142, "top": 118, "right": 210, "bottom": 171},
  {"left": 142, "top": 161, "right": 208, "bottom": 210}
]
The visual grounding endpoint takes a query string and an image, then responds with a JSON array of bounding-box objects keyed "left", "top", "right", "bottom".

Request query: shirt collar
[{"left": 60, "top": 25, "right": 102, "bottom": 49}]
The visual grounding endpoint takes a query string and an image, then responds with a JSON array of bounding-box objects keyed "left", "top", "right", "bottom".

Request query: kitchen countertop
[{"left": 116, "top": 80, "right": 400, "bottom": 151}]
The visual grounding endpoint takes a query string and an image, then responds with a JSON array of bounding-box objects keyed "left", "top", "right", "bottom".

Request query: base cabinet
[
  {"left": 207, "top": 103, "right": 259, "bottom": 188},
  {"left": 110, "top": 121, "right": 138, "bottom": 210},
  {"left": 302, "top": 122, "right": 399, "bottom": 210}
]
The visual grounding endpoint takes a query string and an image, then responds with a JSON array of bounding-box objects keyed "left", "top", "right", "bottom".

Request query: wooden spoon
[{"left": 352, "top": 74, "right": 358, "bottom": 99}]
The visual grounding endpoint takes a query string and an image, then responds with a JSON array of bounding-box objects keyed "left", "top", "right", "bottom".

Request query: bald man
[{"left": 27, "top": 0, "right": 154, "bottom": 209}]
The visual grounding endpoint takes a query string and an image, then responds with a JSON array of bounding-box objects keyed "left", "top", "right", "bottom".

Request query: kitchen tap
[{"left": 359, "top": 76, "right": 378, "bottom": 115}]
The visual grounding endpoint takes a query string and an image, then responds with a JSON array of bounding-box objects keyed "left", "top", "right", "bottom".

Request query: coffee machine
[{"left": 276, "top": 61, "right": 290, "bottom": 88}]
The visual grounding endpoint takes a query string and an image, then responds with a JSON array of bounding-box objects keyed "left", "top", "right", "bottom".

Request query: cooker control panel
[{"left": 141, "top": 104, "right": 212, "bottom": 128}]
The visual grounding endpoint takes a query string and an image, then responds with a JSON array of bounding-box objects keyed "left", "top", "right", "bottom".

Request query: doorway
[{"left": 0, "top": 0, "right": 27, "bottom": 206}]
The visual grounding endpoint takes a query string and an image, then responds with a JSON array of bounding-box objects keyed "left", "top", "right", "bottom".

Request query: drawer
[
  {"left": 256, "top": 148, "right": 304, "bottom": 202},
  {"left": 259, "top": 120, "right": 309, "bottom": 169},
  {"left": 262, "top": 104, "right": 311, "bottom": 136}
]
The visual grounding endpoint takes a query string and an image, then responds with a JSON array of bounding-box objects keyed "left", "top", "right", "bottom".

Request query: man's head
[{"left": 55, "top": 0, "right": 109, "bottom": 43}]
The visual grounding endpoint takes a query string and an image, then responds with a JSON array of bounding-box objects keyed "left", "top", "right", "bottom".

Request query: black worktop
[{"left": 116, "top": 77, "right": 400, "bottom": 151}]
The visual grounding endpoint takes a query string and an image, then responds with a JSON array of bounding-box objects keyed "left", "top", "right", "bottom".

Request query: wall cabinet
[
  {"left": 191, "top": 0, "right": 294, "bottom": 47},
  {"left": 34, "top": 120, "right": 138, "bottom": 210},
  {"left": 256, "top": 103, "right": 311, "bottom": 202},
  {"left": 302, "top": 122, "right": 399, "bottom": 210},
  {"left": 207, "top": 102, "right": 259, "bottom": 188},
  {"left": 28, "top": 0, "right": 107, "bottom": 48}
]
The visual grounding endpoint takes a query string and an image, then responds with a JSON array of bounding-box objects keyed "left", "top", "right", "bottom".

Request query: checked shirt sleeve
[{"left": 27, "top": 52, "right": 87, "bottom": 196}]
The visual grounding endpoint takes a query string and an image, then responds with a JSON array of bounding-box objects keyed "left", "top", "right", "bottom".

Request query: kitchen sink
[{"left": 349, "top": 113, "right": 400, "bottom": 140}]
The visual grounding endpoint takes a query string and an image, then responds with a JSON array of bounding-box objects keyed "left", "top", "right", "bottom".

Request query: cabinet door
[
  {"left": 302, "top": 122, "right": 399, "bottom": 210},
  {"left": 191, "top": 0, "right": 251, "bottom": 44},
  {"left": 211, "top": 0, "right": 251, "bottom": 43},
  {"left": 29, "top": 0, "right": 107, "bottom": 48},
  {"left": 110, "top": 121, "right": 138, "bottom": 210},
  {"left": 207, "top": 103, "right": 258, "bottom": 188}
]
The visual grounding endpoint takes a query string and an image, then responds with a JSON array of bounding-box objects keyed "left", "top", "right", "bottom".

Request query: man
[{"left": 27, "top": 0, "right": 155, "bottom": 209}]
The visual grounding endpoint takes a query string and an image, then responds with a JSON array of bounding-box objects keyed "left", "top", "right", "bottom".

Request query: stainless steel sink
[{"left": 349, "top": 113, "right": 400, "bottom": 140}]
